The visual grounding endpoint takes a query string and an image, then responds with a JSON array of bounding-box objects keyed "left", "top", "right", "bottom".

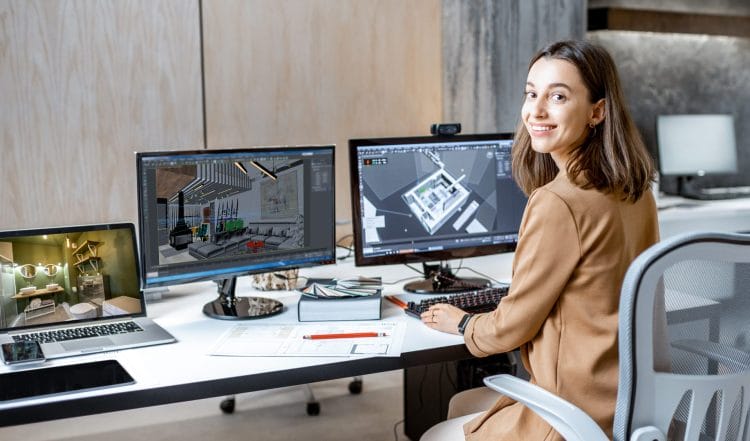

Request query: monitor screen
[
  {"left": 136, "top": 146, "right": 336, "bottom": 293},
  {"left": 657, "top": 114, "right": 738, "bottom": 177},
  {"left": 349, "top": 133, "right": 526, "bottom": 292}
]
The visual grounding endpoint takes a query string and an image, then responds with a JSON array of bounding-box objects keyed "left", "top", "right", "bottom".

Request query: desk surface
[
  {"left": 2, "top": 197, "right": 749, "bottom": 426},
  {"left": 656, "top": 194, "right": 750, "bottom": 237},
  {"left": 0, "top": 253, "right": 514, "bottom": 426}
]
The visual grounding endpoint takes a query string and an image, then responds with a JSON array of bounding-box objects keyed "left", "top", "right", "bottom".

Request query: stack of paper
[
  {"left": 302, "top": 280, "right": 381, "bottom": 299},
  {"left": 298, "top": 278, "right": 382, "bottom": 322}
]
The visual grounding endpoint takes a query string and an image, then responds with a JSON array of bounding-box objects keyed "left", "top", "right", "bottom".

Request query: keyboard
[
  {"left": 688, "top": 186, "right": 750, "bottom": 200},
  {"left": 404, "top": 285, "right": 509, "bottom": 318},
  {"left": 12, "top": 321, "right": 144, "bottom": 344}
]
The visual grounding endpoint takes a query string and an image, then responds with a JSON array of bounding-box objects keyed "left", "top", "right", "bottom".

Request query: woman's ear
[{"left": 591, "top": 98, "right": 606, "bottom": 125}]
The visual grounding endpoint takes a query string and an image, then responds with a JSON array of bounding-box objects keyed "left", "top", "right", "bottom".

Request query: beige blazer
[{"left": 462, "top": 173, "right": 659, "bottom": 441}]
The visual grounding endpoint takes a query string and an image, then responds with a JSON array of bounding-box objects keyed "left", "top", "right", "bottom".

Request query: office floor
[{"left": 0, "top": 370, "right": 407, "bottom": 441}]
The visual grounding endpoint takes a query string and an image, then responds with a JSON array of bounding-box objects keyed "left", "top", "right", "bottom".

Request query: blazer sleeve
[{"left": 464, "top": 188, "right": 582, "bottom": 357}]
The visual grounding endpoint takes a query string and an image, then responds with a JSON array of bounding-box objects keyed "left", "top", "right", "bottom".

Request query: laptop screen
[{"left": 0, "top": 223, "right": 145, "bottom": 332}]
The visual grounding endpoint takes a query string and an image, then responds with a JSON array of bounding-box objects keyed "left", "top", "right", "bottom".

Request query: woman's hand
[{"left": 420, "top": 303, "right": 466, "bottom": 335}]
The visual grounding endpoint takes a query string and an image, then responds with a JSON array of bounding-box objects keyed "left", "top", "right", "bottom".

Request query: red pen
[{"left": 302, "top": 332, "right": 388, "bottom": 340}]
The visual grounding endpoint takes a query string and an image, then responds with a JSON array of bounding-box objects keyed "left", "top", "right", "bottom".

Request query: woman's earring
[{"left": 589, "top": 122, "right": 595, "bottom": 128}]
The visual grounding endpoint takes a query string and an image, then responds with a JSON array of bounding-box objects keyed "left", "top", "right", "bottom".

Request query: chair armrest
[
  {"left": 671, "top": 339, "right": 750, "bottom": 372},
  {"left": 483, "top": 374, "right": 609, "bottom": 441}
]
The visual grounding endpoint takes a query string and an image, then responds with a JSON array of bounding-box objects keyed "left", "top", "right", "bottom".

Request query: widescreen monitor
[
  {"left": 136, "top": 146, "right": 336, "bottom": 319},
  {"left": 657, "top": 114, "right": 738, "bottom": 196},
  {"left": 349, "top": 133, "right": 526, "bottom": 293}
]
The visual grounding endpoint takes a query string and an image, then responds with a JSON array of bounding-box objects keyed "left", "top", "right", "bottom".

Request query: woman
[{"left": 420, "top": 40, "right": 659, "bottom": 440}]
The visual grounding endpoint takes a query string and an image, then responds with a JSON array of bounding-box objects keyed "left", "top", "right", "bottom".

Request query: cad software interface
[
  {"left": 138, "top": 148, "right": 335, "bottom": 285},
  {"left": 354, "top": 138, "right": 525, "bottom": 258}
]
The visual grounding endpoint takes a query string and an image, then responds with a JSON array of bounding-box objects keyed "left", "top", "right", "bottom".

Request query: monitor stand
[
  {"left": 203, "top": 277, "right": 284, "bottom": 320},
  {"left": 676, "top": 176, "right": 703, "bottom": 199},
  {"left": 403, "top": 262, "right": 490, "bottom": 294}
]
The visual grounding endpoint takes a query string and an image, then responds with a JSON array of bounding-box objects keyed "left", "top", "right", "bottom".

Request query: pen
[
  {"left": 302, "top": 332, "right": 388, "bottom": 340},
  {"left": 384, "top": 295, "right": 407, "bottom": 309}
]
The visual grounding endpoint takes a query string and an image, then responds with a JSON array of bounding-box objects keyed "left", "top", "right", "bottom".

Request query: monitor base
[
  {"left": 202, "top": 277, "right": 284, "bottom": 320},
  {"left": 202, "top": 296, "right": 284, "bottom": 320},
  {"left": 404, "top": 277, "right": 490, "bottom": 294},
  {"left": 404, "top": 262, "right": 490, "bottom": 294}
]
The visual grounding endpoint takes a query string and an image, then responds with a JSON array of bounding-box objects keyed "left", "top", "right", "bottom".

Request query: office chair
[
  {"left": 220, "top": 377, "right": 363, "bottom": 416},
  {"left": 480, "top": 231, "right": 750, "bottom": 441}
]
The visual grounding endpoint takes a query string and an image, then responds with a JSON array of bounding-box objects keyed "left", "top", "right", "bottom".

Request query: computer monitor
[
  {"left": 136, "top": 146, "right": 336, "bottom": 319},
  {"left": 656, "top": 114, "right": 738, "bottom": 196},
  {"left": 349, "top": 133, "right": 526, "bottom": 293}
]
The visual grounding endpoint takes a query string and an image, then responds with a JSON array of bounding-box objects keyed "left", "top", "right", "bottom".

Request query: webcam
[{"left": 430, "top": 123, "right": 461, "bottom": 136}]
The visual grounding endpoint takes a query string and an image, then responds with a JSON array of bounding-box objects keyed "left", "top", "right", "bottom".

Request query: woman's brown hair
[{"left": 512, "top": 40, "right": 655, "bottom": 202}]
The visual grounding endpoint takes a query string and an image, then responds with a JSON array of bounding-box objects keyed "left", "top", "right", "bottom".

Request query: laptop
[{"left": 0, "top": 223, "right": 176, "bottom": 359}]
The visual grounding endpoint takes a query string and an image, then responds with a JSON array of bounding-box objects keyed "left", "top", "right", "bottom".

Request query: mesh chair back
[{"left": 614, "top": 232, "right": 750, "bottom": 441}]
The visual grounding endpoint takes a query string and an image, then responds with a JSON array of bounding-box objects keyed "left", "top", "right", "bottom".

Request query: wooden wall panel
[
  {"left": 0, "top": 0, "right": 202, "bottom": 230},
  {"left": 202, "top": 0, "right": 443, "bottom": 230}
]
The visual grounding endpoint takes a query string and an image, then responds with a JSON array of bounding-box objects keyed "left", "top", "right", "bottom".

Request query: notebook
[{"left": 0, "top": 222, "right": 176, "bottom": 359}]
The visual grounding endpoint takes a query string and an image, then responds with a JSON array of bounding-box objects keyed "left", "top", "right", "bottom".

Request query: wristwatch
[{"left": 457, "top": 313, "right": 474, "bottom": 335}]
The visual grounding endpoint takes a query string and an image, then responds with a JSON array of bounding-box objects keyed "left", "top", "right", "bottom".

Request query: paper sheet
[{"left": 209, "top": 320, "right": 406, "bottom": 357}]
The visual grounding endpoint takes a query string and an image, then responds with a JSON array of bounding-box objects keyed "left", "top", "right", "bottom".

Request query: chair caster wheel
[
  {"left": 306, "top": 401, "right": 320, "bottom": 416},
  {"left": 348, "top": 379, "right": 363, "bottom": 394},
  {"left": 220, "top": 397, "right": 236, "bottom": 414}
]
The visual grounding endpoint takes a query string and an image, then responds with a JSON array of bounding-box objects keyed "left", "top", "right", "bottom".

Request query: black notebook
[{"left": 297, "top": 278, "right": 382, "bottom": 322}]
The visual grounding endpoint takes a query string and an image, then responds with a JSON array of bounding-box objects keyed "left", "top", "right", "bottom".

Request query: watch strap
[{"left": 457, "top": 313, "right": 473, "bottom": 335}]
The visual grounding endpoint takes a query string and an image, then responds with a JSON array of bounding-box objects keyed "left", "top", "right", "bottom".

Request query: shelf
[
  {"left": 588, "top": 7, "right": 750, "bottom": 38},
  {"left": 73, "top": 240, "right": 101, "bottom": 274},
  {"left": 72, "top": 240, "right": 100, "bottom": 257}
]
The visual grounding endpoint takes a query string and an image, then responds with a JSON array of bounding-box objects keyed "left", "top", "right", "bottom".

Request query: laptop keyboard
[{"left": 13, "top": 321, "right": 144, "bottom": 344}]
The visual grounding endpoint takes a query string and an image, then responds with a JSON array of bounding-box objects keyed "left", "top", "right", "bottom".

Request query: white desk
[
  {"left": 1, "top": 197, "right": 747, "bottom": 426},
  {"left": 657, "top": 195, "right": 750, "bottom": 238},
  {"left": 0, "top": 253, "right": 514, "bottom": 427}
]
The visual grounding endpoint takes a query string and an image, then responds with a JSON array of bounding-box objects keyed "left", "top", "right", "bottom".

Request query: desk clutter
[{"left": 297, "top": 278, "right": 382, "bottom": 322}]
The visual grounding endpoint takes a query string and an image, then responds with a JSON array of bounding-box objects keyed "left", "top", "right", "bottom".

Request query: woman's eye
[
  {"left": 551, "top": 93, "right": 566, "bottom": 103},
  {"left": 525, "top": 91, "right": 536, "bottom": 99}
]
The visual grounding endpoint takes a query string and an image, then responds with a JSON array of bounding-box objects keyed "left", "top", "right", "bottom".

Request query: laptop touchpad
[{"left": 62, "top": 337, "right": 115, "bottom": 351}]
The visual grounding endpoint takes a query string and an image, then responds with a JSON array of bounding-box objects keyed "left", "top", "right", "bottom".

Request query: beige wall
[
  {"left": 0, "top": 0, "right": 203, "bottom": 230},
  {"left": 203, "top": 0, "right": 442, "bottom": 234},
  {"left": 0, "top": 0, "right": 442, "bottom": 241}
]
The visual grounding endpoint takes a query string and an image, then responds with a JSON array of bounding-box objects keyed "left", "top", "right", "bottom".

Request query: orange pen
[{"left": 384, "top": 295, "right": 408, "bottom": 309}]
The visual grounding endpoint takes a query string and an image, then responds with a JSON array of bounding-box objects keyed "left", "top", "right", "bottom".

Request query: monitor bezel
[
  {"left": 135, "top": 146, "right": 337, "bottom": 288},
  {"left": 348, "top": 132, "right": 519, "bottom": 267}
]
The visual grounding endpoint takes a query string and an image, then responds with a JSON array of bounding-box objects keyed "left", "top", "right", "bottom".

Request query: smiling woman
[{"left": 420, "top": 40, "right": 659, "bottom": 441}]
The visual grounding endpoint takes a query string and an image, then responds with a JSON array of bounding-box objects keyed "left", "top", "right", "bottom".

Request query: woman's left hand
[{"left": 420, "top": 303, "right": 466, "bottom": 335}]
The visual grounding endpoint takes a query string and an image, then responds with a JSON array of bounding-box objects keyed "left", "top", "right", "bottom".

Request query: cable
[
  {"left": 392, "top": 418, "right": 405, "bottom": 441},
  {"left": 456, "top": 266, "right": 506, "bottom": 286},
  {"left": 381, "top": 275, "right": 423, "bottom": 286},
  {"left": 335, "top": 234, "right": 353, "bottom": 246},
  {"left": 403, "top": 263, "right": 427, "bottom": 275}
]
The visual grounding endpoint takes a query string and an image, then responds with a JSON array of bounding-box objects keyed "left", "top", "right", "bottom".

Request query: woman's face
[{"left": 522, "top": 57, "right": 604, "bottom": 168}]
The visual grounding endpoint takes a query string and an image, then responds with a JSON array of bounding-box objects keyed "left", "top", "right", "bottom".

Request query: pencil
[{"left": 302, "top": 332, "right": 387, "bottom": 340}]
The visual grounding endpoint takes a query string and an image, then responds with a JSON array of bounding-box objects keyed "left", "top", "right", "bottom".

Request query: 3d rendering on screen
[
  {"left": 0, "top": 228, "right": 142, "bottom": 330},
  {"left": 153, "top": 156, "right": 306, "bottom": 265},
  {"left": 355, "top": 139, "right": 521, "bottom": 250}
]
